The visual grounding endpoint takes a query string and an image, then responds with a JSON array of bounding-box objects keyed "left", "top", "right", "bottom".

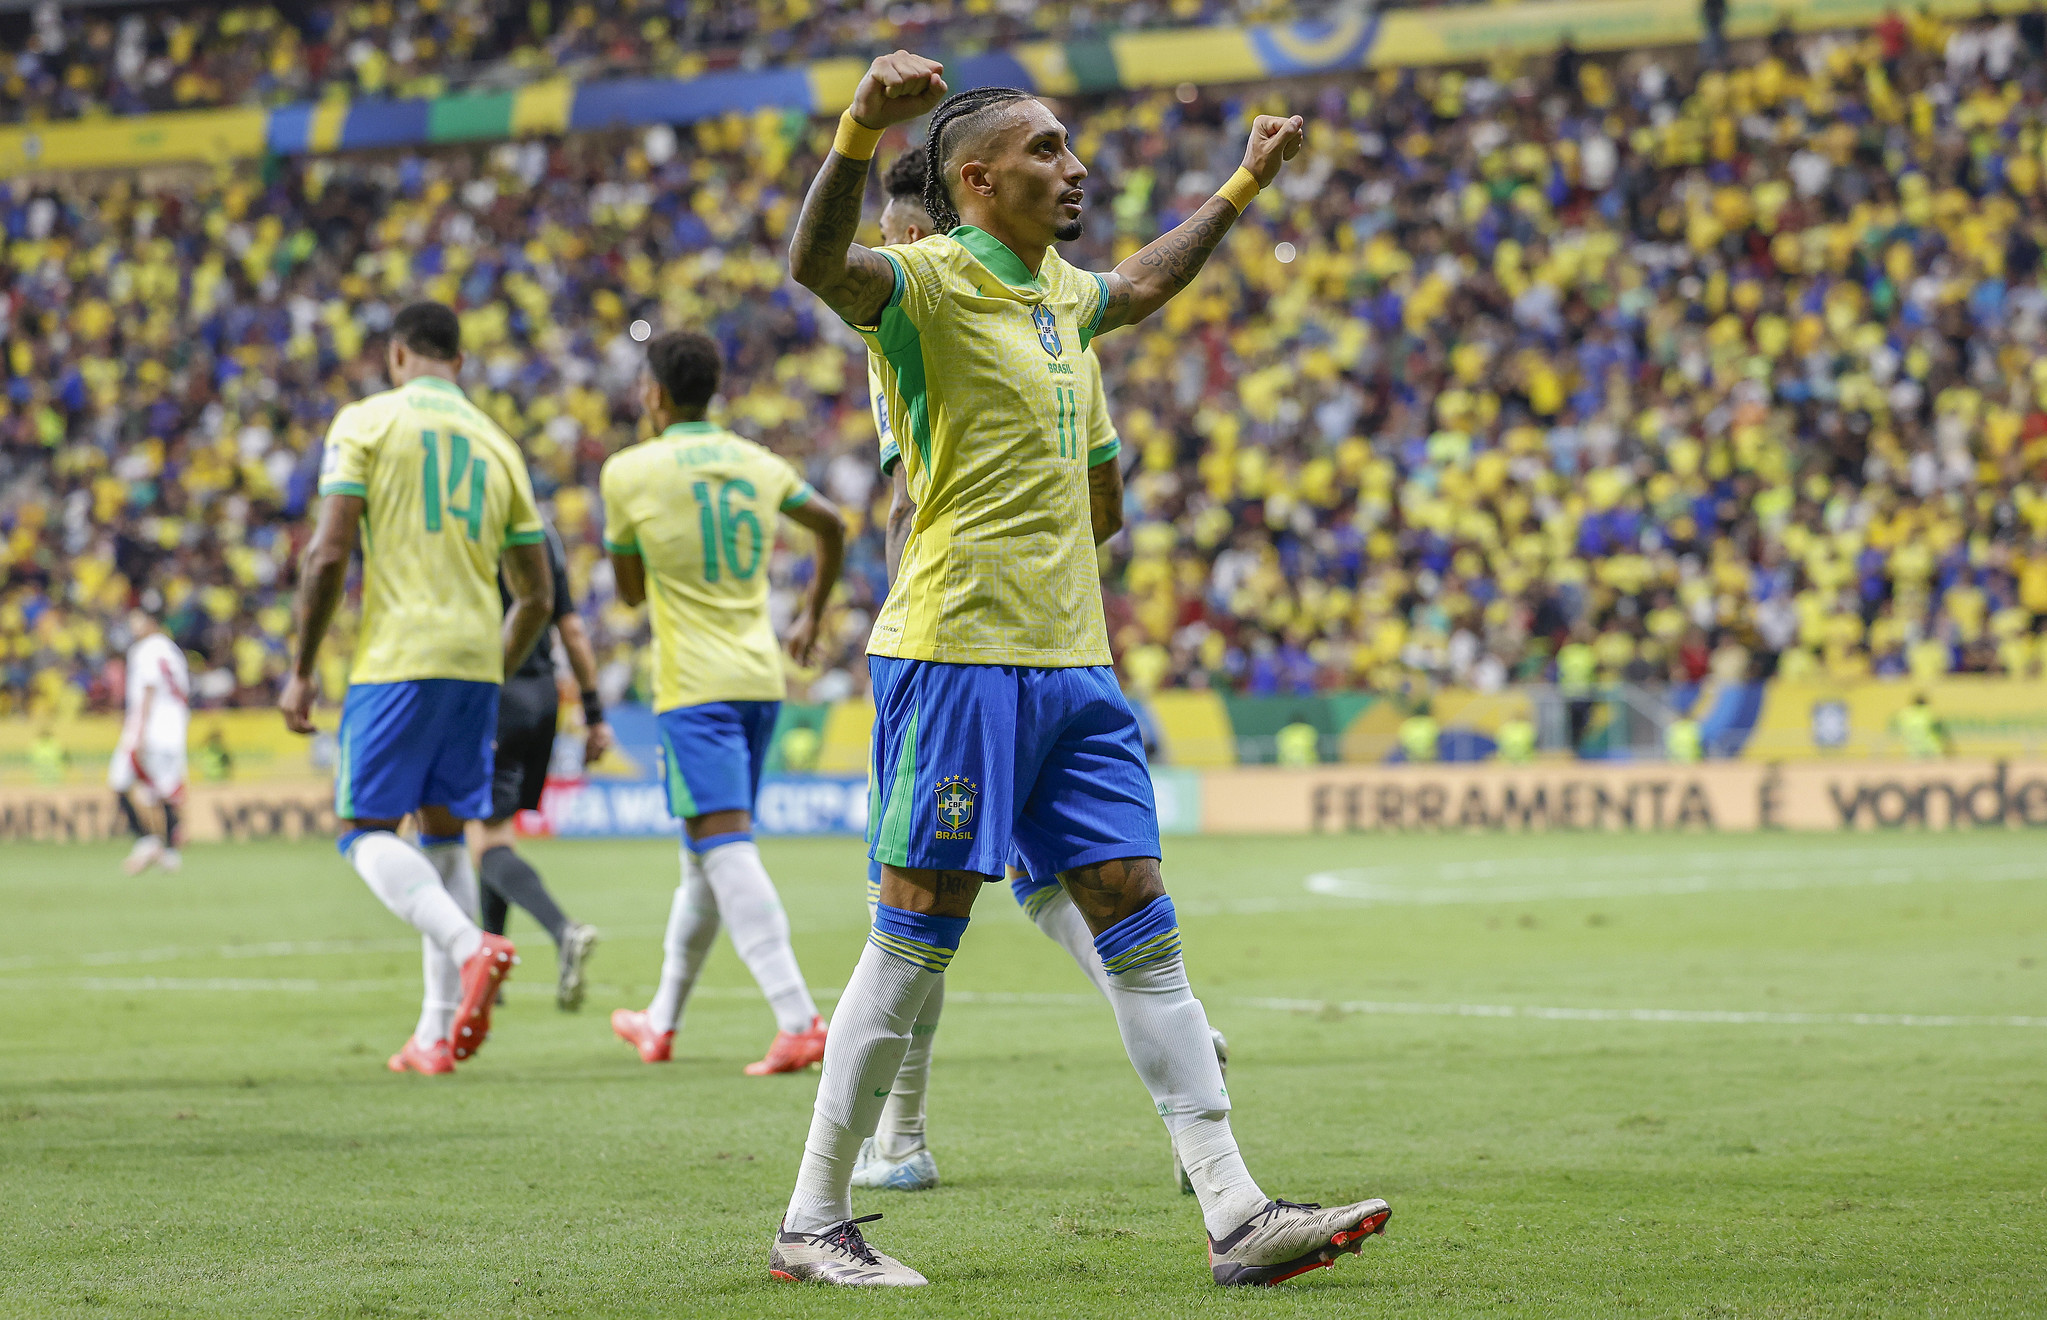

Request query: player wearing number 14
[{"left": 282, "top": 302, "right": 554, "bottom": 1075}]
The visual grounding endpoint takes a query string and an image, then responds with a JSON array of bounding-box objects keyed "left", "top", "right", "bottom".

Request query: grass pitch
[{"left": 3, "top": 830, "right": 2045, "bottom": 1318}]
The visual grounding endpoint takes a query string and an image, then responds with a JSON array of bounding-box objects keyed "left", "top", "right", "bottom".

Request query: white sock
[
  {"left": 413, "top": 839, "right": 479, "bottom": 1045},
  {"left": 1032, "top": 886, "right": 1113, "bottom": 998},
  {"left": 647, "top": 847, "right": 720, "bottom": 1033},
  {"left": 1105, "top": 953, "right": 1267, "bottom": 1236},
  {"left": 347, "top": 831, "right": 483, "bottom": 964},
  {"left": 700, "top": 839, "right": 818, "bottom": 1035},
  {"left": 419, "top": 839, "right": 481, "bottom": 919},
  {"left": 1168, "top": 1112, "right": 1265, "bottom": 1235},
  {"left": 786, "top": 942, "right": 936, "bottom": 1232},
  {"left": 415, "top": 932, "right": 458, "bottom": 1045},
  {"left": 875, "top": 973, "right": 943, "bottom": 1160}
]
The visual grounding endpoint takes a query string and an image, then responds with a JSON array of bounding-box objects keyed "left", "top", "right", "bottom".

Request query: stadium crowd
[
  {"left": 10, "top": 7, "right": 2047, "bottom": 719},
  {"left": 1, "top": 0, "right": 1342, "bottom": 124}
]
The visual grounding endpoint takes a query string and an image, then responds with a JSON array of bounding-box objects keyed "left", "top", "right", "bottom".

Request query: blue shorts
[
  {"left": 867, "top": 659, "right": 1159, "bottom": 878},
  {"left": 658, "top": 700, "right": 780, "bottom": 820},
  {"left": 335, "top": 679, "right": 499, "bottom": 822}
]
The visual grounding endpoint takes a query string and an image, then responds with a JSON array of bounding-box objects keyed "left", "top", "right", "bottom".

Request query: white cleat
[
  {"left": 1175, "top": 1027, "right": 1231, "bottom": 1193},
  {"left": 1208, "top": 1197, "right": 1392, "bottom": 1286},
  {"left": 122, "top": 835, "right": 164, "bottom": 876},
  {"left": 770, "top": 1215, "right": 927, "bottom": 1286},
  {"left": 556, "top": 922, "right": 599, "bottom": 1011},
  {"left": 157, "top": 849, "right": 182, "bottom": 874},
  {"left": 851, "top": 1138, "right": 940, "bottom": 1191}
]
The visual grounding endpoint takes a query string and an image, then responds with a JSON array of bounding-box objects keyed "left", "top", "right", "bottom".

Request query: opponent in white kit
[{"left": 111, "top": 608, "right": 190, "bottom": 875}]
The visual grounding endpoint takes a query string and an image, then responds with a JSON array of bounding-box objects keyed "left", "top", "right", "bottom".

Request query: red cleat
[
  {"left": 744, "top": 1015, "right": 827, "bottom": 1075},
  {"left": 387, "top": 1036, "right": 455, "bottom": 1075},
  {"left": 451, "top": 933, "right": 516, "bottom": 1061},
  {"left": 611, "top": 1008, "right": 674, "bottom": 1063}
]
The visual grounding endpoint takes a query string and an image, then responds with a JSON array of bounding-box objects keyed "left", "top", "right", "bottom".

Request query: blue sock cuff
[
  {"left": 336, "top": 827, "right": 390, "bottom": 858},
  {"left": 868, "top": 902, "right": 970, "bottom": 973},
  {"left": 1009, "top": 871, "right": 1061, "bottom": 917},
  {"left": 687, "top": 830, "right": 754, "bottom": 854},
  {"left": 418, "top": 832, "right": 465, "bottom": 848},
  {"left": 1094, "top": 895, "right": 1182, "bottom": 976}
]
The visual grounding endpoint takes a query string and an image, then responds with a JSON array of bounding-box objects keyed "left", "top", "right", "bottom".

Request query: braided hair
[
  {"left": 920, "top": 86, "right": 1032, "bottom": 234},
  {"left": 881, "top": 145, "right": 927, "bottom": 203}
]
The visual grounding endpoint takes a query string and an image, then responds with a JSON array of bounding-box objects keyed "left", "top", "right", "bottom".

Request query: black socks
[{"left": 478, "top": 844, "right": 570, "bottom": 946}]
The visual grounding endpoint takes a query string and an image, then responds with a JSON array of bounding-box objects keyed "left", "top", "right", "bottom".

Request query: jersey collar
[
  {"left": 949, "top": 225, "right": 1044, "bottom": 290},
  {"left": 406, "top": 375, "right": 466, "bottom": 397},
  {"left": 660, "top": 420, "right": 718, "bottom": 437}
]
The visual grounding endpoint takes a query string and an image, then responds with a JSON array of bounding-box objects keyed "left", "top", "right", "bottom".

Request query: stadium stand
[
  {"left": 0, "top": 0, "right": 1374, "bottom": 123},
  {"left": 7, "top": 3, "right": 2047, "bottom": 735}
]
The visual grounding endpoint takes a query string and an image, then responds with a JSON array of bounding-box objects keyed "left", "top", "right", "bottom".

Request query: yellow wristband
[
  {"left": 834, "top": 110, "right": 883, "bottom": 161},
  {"left": 1216, "top": 166, "right": 1261, "bottom": 214}
]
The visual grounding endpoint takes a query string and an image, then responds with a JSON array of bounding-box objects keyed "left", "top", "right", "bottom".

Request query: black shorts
[{"left": 491, "top": 677, "right": 559, "bottom": 821}]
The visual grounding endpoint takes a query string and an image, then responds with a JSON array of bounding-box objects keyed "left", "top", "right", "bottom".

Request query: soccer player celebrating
[
  {"left": 849, "top": 147, "right": 1226, "bottom": 1198},
  {"left": 772, "top": 55, "right": 1389, "bottom": 1287},
  {"left": 110, "top": 607, "right": 189, "bottom": 875},
  {"left": 475, "top": 521, "right": 608, "bottom": 1011},
  {"left": 603, "top": 331, "right": 849, "bottom": 1076},
  {"left": 280, "top": 301, "right": 553, "bottom": 1076}
]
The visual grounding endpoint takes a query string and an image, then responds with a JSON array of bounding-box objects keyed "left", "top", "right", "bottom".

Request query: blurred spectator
[
  {"left": 1397, "top": 703, "right": 1440, "bottom": 762},
  {"left": 1274, "top": 719, "right": 1320, "bottom": 765},
  {"left": 12, "top": 12, "right": 2047, "bottom": 724}
]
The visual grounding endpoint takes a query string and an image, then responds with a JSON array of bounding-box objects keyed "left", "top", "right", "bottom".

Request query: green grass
[{"left": 3, "top": 831, "right": 2045, "bottom": 1317}]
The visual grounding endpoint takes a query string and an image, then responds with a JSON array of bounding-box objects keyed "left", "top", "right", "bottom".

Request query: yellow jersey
[
  {"left": 599, "top": 421, "right": 817, "bottom": 711},
  {"left": 871, "top": 348, "right": 1119, "bottom": 480},
  {"left": 316, "top": 375, "right": 544, "bottom": 686},
  {"left": 858, "top": 226, "right": 1117, "bottom": 666}
]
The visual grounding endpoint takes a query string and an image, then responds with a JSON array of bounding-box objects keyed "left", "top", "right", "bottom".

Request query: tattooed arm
[
  {"left": 1094, "top": 113, "right": 1306, "bottom": 334},
  {"left": 787, "top": 50, "right": 948, "bottom": 325}
]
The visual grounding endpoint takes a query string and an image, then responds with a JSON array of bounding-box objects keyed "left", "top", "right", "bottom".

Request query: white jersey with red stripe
[{"left": 122, "top": 632, "right": 190, "bottom": 753}]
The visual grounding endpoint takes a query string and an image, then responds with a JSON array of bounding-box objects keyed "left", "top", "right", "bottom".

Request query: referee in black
[{"left": 476, "top": 521, "right": 612, "bottom": 1009}]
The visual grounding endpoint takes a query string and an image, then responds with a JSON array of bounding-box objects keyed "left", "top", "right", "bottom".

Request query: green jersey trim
[
  {"left": 659, "top": 420, "right": 719, "bottom": 438},
  {"left": 407, "top": 376, "right": 465, "bottom": 397},
  {"left": 879, "top": 440, "right": 902, "bottom": 476},
  {"left": 950, "top": 225, "right": 1042, "bottom": 289},
  {"left": 873, "top": 290, "right": 932, "bottom": 473},
  {"left": 1087, "top": 437, "right": 1122, "bottom": 468},
  {"left": 845, "top": 249, "right": 908, "bottom": 333},
  {"left": 504, "top": 529, "right": 547, "bottom": 546},
  {"left": 602, "top": 538, "right": 640, "bottom": 554},
  {"left": 780, "top": 483, "right": 816, "bottom": 512},
  {"left": 1081, "top": 272, "right": 1110, "bottom": 349},
  {"left": 319, "top": 480, "right": 368, "bottom": 498}
]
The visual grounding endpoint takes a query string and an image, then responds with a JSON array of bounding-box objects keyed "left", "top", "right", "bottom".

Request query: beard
[{"left": 1054, "top": 216, "right": 1084, "bottom": 242}]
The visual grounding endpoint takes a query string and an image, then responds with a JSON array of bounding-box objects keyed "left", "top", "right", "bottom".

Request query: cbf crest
[
  {"left": 934, "top": 775, "right": 979, "bottom": 840},
  {"left": 1031, "top": 304, "right": 1063, "bottom": 357}
]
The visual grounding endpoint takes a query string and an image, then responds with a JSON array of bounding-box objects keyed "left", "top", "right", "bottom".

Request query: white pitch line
[
  {"left": 5, "top": 976, "right": 2038, "bottom": 1029},
  {"left": 0, "top": 937, "right": 421, "bottom": 973}
]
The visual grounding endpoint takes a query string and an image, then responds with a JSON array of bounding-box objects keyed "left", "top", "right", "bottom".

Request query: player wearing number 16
[
  {"left": 280, "top": 301, "right": 553, "bottom": 1075},
  {"left": 601, "top": 331, "right": 849, "bottom": 1076}
]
